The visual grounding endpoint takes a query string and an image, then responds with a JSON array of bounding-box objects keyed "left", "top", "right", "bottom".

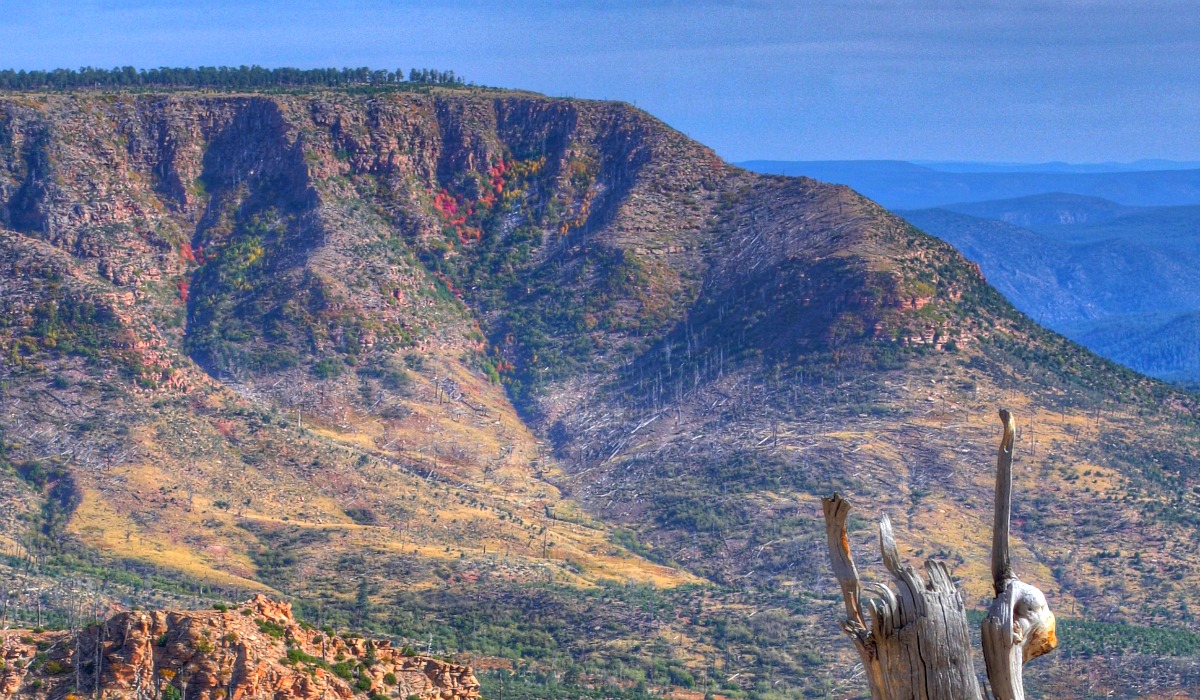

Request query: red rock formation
[{"left": 0, "top": 595, "right": 479, "bottom": 700}]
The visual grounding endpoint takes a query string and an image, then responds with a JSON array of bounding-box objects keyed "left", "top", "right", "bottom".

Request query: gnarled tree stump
[{"left": 823, "top": 409, "right": 1057, "bottom": 700}]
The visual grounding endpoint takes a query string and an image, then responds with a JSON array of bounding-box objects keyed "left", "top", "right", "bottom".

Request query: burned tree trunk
[{"left": 822, "top": 409, "right": 1057, "bottom": 700}]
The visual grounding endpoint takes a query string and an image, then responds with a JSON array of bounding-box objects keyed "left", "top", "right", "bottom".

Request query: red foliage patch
[
  {"left": 180, "top": 242, "right": 206, "bottom": 265},
  {"left": 433, "top": 190, "right": 459, "bottom": 217},
  {"left": 432, "top": 158, "right": 513, "bottom": 245},
  {"left": 434, "top": 272, "right": 461, "bottom": 298}
]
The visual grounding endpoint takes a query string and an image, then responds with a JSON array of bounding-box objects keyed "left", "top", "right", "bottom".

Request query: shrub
[
  {"left": 356, "top": 357, "right": 411, "bottom": 391},
  {"left": 344, "top": 507, "right": 378, "bottom": 526},
  {"left": 312, "top": 358, "right": 344, "bottom": 380},
  {"left": 285, "top": 647, "right": 328, "bottom": 669},
  {"left": 43, "top": 660, "right": 70, "bottom": 675},
  {"left": 256, "top": 619, "right": 287, "bottom": 639},
  {"left": 668, "top": 666, "right": 695, "bottom": 688}
]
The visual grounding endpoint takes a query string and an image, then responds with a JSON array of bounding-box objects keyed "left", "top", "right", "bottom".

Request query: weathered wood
[
  {"left": 982, "top": 409, "right": 1058, "bottom": 700},
  {"left": 991, "top": 408, "right": 1017, "bottom": 586},
  {"left": 822, "top": 498, "right": 982, "bottom": 700},
  {"left": 822, "top": 409, "right": 1057, "bottom": 700},
  {"left": 822, "top": 494, "right": 886, "bottom": 698}
]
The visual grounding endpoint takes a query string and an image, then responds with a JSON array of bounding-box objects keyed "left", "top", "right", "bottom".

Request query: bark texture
[{"left": 823, "top": 497, "right": 983, "bottom": 700}]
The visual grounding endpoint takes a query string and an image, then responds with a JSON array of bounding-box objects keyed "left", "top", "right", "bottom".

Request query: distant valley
[
  {"left": 901, "top": 196, "right": 1200, "bottom": 385},
  {"left": 738, "top": 159, "right": 1200, "bottom": 209},
  {"left": 739, "top": 161, "right": 1200, "bottom": 386}
]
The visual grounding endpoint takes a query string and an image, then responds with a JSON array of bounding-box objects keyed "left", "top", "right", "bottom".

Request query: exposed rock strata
[{"left": 0, "top": 595, "right": 479, "bottom": 700}]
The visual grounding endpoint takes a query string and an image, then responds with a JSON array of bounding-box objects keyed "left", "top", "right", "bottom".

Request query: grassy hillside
[
  {"left": 0, "top": 87, "right": 692, "bottom": 605},
  {"left": 1, "top": 88, "right": 1199, "bottom": 699}
]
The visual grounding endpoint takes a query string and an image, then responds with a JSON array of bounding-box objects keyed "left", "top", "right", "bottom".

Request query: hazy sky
[{"left": 1, "top": 1, "right": 1198, "bottom": 163}]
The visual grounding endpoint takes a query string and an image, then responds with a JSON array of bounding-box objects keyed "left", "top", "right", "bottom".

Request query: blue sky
[{"left": 1, "top": 1, "right": 1197, "bottom": 163}]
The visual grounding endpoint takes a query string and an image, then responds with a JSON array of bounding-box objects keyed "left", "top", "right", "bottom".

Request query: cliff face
[
  {"left": 0, "top": 88, "right": 967, "bottom": 594},
  {"left": 0, "top": 595, "right": 478, "bottom": 700},
  {"left": 0, "top": 89, "right": 702, "bottom": 594},
  {"left": 1, "top": 87, "right": 1199, "bottom": 699},
  {"left": 0, "top": 90, "right": 956, "bottom": 409}
]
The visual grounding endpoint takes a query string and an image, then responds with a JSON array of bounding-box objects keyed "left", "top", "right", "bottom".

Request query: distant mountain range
[
  {"left": 912, "top": 159, "right": 1200, "bottom": 174},
  {"left": 737, "top": 161, "right": 1200, "bottom": 385},
  {"left": 895, "top": 192, "right": 1200, "bottom": 384},
  {"left": 737, "top": 159, "right": 1200, "bottom": 209}
]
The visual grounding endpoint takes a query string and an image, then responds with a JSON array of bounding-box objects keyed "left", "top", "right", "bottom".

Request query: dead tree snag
[{"left": 822, "top": 409, "right": 1057, "bottom": 699}]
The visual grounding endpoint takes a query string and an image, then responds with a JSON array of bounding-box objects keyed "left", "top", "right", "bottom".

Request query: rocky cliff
[
  {"left": 0, "top": 595, "right": 478, "bottom": 700},
  {"left": 0, "top": 87, "right": 972, "bottom": 598},
  {"left": 1, "top": 86, "right": 1199, "bottom": 699},
  {"left": 0, "top": 88, "right": 696, "bottom": 594}
]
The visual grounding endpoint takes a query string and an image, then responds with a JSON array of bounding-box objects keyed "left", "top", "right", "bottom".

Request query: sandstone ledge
[{"left": 0, "top": 595, "right": 479, "bottom": 700}]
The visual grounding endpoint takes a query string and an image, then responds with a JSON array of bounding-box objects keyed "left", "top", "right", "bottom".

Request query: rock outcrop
[
  {"left": 2, "top": 85, "right": 1200, "bottom": 700},
  {"left": 0, "top": 595, "right": 479, "bottom": 700}
]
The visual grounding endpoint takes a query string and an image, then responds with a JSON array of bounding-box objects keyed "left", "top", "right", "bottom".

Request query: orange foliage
[
  {"left": 488, "top": 159, "right": 508, "bottom": 196},
  {"left": 434, "top": 272, "right": 461, "bottom": 298},
  {"left": 559, "top": 189, "right": 595, "bottom": 235},
  {"left": 180, "top": 242, "right": 206, "bottom": 265},
  {"left": 433, "top": 190, "right": 459, "bottom": 217},
  {"left": 432, "top": 157, "right": 542, "bottom": 244}
]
